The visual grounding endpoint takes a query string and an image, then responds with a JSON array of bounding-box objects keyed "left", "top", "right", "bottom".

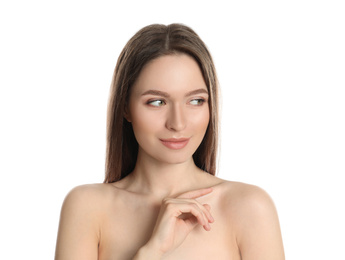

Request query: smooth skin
[{"left": 55, "top": 54, "right": 285, "bottom": 260}]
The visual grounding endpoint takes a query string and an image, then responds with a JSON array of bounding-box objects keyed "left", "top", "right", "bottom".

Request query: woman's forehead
[{"left": 131, "top": 54, "right": 207, "bottom": 97}]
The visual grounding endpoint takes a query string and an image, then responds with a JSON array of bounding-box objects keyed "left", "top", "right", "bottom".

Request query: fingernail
[
  {"left": 210, "top": 215, "right": 214, "bottom": 222},
  {"left": 207, "top": 223, "right": 211, "bottom": 230}
]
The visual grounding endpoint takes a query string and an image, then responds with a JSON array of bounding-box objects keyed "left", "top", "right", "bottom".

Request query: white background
[{"left": 0, "top": 0, "right": 344, "bottom": 259}]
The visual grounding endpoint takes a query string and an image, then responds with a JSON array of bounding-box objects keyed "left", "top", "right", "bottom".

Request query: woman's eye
[
  {"left": 147, "top": 100, "right": 166, "bottom": 107},
  {"left": 190, "top": 99, "right": 205, "bottom": 106}
]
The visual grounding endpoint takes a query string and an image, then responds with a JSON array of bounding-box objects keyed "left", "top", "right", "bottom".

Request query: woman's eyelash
[
  {"left": 190, "top": 98, "right": 206, "bottom": 105},
  {"left": 147, "top": 99, "right": 166, "bottom": 107},
  {"left": 146, "top": 98, "right": 206, "bottom": 107}
]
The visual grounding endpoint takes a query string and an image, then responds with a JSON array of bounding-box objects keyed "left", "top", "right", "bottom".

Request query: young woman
[{"left": 55, "top": 24, "right": 285, "bottom": 260}]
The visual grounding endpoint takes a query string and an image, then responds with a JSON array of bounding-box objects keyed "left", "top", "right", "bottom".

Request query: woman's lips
[{"left": 160, "top": 138, "right": 190, "bottom": 150}]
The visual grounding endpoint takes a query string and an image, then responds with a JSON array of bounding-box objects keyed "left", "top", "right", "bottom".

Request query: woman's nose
[{"left": 165, "top": 103, "right": 186, "bottom": 132}]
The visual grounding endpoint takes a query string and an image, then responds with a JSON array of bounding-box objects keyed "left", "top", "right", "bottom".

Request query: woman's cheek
[
  {"left": 131, "top": 108, "right": 164, "bottom": 134},
  {"left": 189, "top": 108, "right": 210, "bottom": 129}
]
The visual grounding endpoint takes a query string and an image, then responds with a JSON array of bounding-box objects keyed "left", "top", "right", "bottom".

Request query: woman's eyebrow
[
  {"left": 141, "top": 88, "right": 208, "bottom": 98},
  {"left": 185, "top": 89, "right": 209, "bottom": 97},
  {"left": 141, "top": 90, "right": 170, "bottom": 98}
]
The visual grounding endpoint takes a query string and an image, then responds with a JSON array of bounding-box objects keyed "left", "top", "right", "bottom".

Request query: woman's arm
[
  {"left": 55, "top": 185, "right": 100, "bottom": 260},
  {"left": 235, "top": 185, "right": 285, "bottom": 260}
]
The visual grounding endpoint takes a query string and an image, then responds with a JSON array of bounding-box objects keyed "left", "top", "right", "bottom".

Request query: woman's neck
[{"left": 125, "top": 151, "right": 206, "bottom": 200}]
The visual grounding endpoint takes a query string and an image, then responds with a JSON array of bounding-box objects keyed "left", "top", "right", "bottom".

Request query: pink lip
[{"left": 160, "top": 138, "right": 190, "bottom": 150}]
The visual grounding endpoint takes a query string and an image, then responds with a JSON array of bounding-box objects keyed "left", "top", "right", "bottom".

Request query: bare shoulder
[
  {"left": 217, "top": 181, "right": 279, "bottom": 228},
  {"left": 217, "top": 181, "right": 285, "bottom": 259},
  {"left": 219, "top": 181, "right": 275, "bottom": 209},
  {"left": 55, "top": 183, "right": 125, "bottom": 260},
  {"left": 61, "top": 183, "right": 113, "bottom": 210},
  {"left": 59, "top": 182, "right": 137, "bottom": 224},
  {"left": 57, "top": 183, "right": 116, "bottom": 236}
]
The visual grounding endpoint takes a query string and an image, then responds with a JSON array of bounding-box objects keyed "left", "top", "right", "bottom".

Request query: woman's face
[{"left": 127, "top": 54, "right": 210, "bottom": 165}]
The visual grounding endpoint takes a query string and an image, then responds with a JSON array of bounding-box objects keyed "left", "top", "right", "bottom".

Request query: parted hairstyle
[{"left": 104, "top": 23, "right": 219, "bottom": 183}]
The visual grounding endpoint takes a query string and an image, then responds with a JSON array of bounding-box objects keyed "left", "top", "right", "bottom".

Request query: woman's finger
[
  {"left": 178, "top": 199, "right": 214, "bottom": 224},
  {"left": 163, "top": 198, "right": 213, "bottom": 228},
  {"left": 177, "top": 187, "right": 213, "bottom": 199},
  {"left": 174, "top": 202, "right": 211, "bottom": 230},
  {"left": 202, "top": 204, "right": 214, "bottom": 223},
  {"left": 193, "top": 201, "right": 213, "bottom": 224}
]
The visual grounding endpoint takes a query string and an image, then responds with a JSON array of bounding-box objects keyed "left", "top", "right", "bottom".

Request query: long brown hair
[{"left": 104, "top": 23, "right": 219, "bottom": 183}]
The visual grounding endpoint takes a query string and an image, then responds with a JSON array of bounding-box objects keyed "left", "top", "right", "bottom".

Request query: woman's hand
[{"left": 142, "top": 187, "right": 214, "bottom": 258}]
